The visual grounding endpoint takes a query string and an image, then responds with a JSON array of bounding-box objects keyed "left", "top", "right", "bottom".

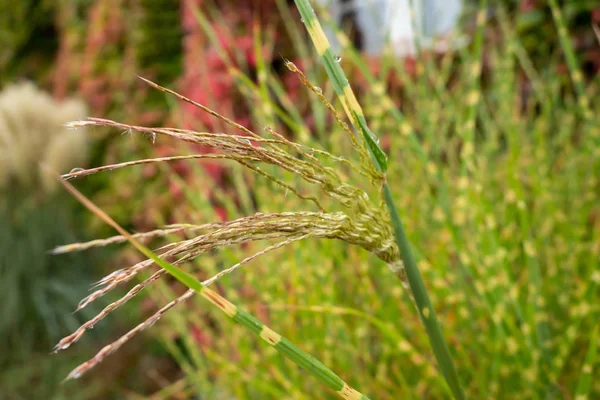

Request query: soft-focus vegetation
[
  {"left": 0, "top": 82, "right": 102, "bottom": 399},
  {"left": 1, "top": 1, "right": 599, "bottom": 399}
]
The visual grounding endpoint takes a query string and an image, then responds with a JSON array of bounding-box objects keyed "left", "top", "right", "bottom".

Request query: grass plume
[{"left": 53, "top": 69, "right": 409, "bottom": 398}]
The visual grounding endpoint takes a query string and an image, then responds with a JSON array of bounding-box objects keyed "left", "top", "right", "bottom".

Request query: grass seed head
[{"left": 54, "top": 76, "right": 403, "bottom": 380}]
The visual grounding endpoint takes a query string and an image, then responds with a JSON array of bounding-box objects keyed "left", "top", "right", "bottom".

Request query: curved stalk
[
  {"left": 292, "top": 1, "right": 465, "bottom": 398},
  {"left": 57, "top": 175, "right": 372, "bottom": 400}
]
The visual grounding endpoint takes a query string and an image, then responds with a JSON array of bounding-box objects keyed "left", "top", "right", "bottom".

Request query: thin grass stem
[
  {"left": 56, "top": 175, "right": 372, "bottom": 399},
  {"left": 293, "top": 1, "right": 465, "bottom": 398}
]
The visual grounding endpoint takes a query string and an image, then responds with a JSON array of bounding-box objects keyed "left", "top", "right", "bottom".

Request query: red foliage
[{"left": 177, "top": 0, "right": 282, "bottom": 219}]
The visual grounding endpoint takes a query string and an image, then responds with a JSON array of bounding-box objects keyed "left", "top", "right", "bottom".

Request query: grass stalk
[
  {"left": 293, "top": 1, "right": 465, "bottom": 398},
  {"left": 56, "top": 175, "right": 371, "bottom": 400},
  {"left": 547, "top": 0, "right": 591, "bottom": 120},
  {"left": 575, "top": 324, "right": 598, "bottom": 399}
]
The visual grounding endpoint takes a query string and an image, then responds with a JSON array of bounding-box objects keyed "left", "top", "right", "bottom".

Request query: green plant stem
[
  {"left": 383, "top": 184, "right": 465, "bottom": 399},
  {"left": 57, "top": 175, "right": 371, "bottom": 400},
  {"left": 293, "top": 0, "right": 465, "bottom": 398}
]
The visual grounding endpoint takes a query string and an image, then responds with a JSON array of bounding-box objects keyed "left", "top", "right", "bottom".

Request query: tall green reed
[
  {"left": 57, "top": 176, "right": 370, "bottom": 399},
  {"left": 293, "top": 1, "right": 464, "bottom": 398}
]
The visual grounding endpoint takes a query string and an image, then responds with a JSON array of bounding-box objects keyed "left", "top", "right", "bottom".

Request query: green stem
[
  {"left": 292, "top": 0, "right": 466, "bottom": 398},
  {"left": 383, "top": 184, "right": 465, "bottom": 400},
  {"left": 58, "top": 176, "right": 371, "bottom": 400}
]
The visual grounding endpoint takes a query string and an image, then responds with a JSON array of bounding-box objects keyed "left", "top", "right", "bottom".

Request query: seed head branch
[
  {"left": 64, "top": 289, "right": 195, "bottom": 381},
  {"left": 55, "top": 74, "right": 407, "bottom": 382}
]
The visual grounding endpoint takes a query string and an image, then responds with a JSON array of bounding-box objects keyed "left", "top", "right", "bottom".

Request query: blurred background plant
[
  {"left": 0, "top": 82, "right": 102, "bottom": 398},
  {"left": 0, "top": 81, "right": 177, "bottom": 399},
  {"left": 1, "top": 0, "right": 600, "bottom": 398},
  {"left": 498, "top": 0, "right": 600, "bottom": 74}
]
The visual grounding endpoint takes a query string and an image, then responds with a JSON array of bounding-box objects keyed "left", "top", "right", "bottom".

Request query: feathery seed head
[{"left": 54, "top": 74, "right": 402, "bottom": 380}]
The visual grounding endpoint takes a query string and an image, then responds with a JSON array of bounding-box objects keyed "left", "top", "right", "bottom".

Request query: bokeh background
[{"left": 1, "top": 0, "right": 599, "bottom": 399}]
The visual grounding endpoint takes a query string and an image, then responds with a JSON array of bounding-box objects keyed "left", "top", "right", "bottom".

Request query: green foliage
[
  {"left": 135, "top": 0, "right": 183, "bottom": 108},
  {"left": 0, "top": 195, "right": 101, "bottom": 360},
  {"left": 0, "top": 352, "right": 106, "bottom": 400},
  {"left": 466, "top": 1, "right": 600, "bottom": 74},
  {"left": 57, "top": 176, "right": 372, "bottom": 398},
  {"left": 0, "top": 82, "right": 95, "bottom": 356},
  {"left": 136, "top": 0, "right": 183, "bottom": 82},
  {"left": 0, "top": 0, "right": 57, "bottom": 82}
]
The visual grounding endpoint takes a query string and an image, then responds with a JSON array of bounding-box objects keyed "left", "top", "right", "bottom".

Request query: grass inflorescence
[{"left": 54, "top": 61, "right": 404, "bottom": 399}]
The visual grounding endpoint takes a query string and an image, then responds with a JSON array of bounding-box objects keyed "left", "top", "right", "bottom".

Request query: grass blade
[
  {"left": 547, "top": 0, "right": 591, "bottom": 120},
  {"left": 56, "top": 175, "right": 371, "bottom": 400},
  {"left": 292, "top": 1, "right": 465, "bottom": 398},
  {"left": 575, "top": 324, "right": 598, "bottom": 399},
  {"left": 293, "top": 0, "right": 387, "bottom": 172}
]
